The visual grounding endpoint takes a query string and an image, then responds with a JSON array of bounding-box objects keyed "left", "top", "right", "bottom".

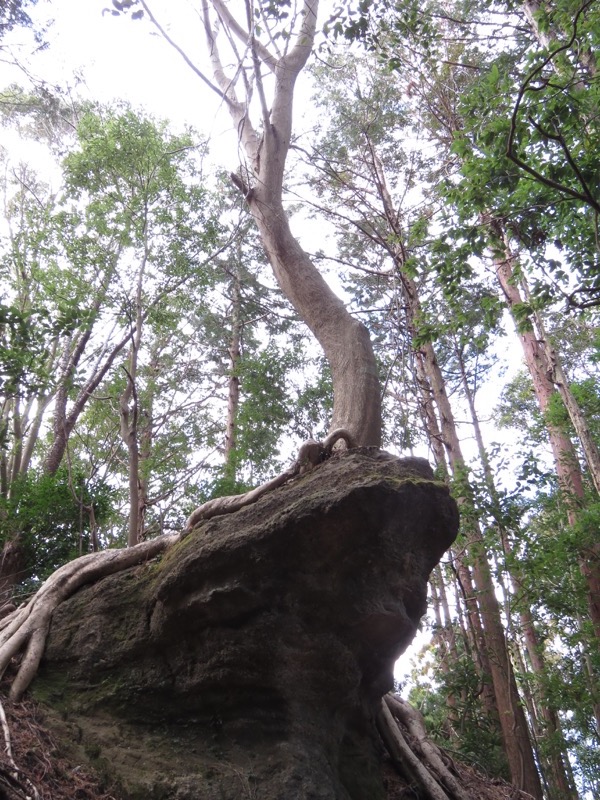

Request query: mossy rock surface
[{"left": 34, "top": 449, "right": 458, "bottom": 800}]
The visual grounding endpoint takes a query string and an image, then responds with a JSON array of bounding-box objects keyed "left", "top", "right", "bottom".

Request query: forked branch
[{"left": 212, "top": 0, "right": 277, "bottom": 70}]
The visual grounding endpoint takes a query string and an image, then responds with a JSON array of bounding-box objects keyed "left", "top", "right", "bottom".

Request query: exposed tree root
[
  {"left": 0, "top": 433, "right": 355, "bottom": 701},
  {"left": 183, "top": 465, "right": 299, "bottom": 531},
  {"left": 378, "top": 693, "right": 538, "bottom": 800},
  {"left": 379, "top": 693, "right": 473, "bottom": 800},
  {"left": 183, "top": 428, "right": 355, "bottom": 531},
  {"left": 0, "top": 437, "right": 538, "bottom": 800},
  {"left": 377, "top": 695, "right": 454, "bottom": 800},
  {"left": 0, "top": 696, "right": 40, "bottom": 799},
  {"left": 0, "top": 533, "right": 179, "bottom": 701}
]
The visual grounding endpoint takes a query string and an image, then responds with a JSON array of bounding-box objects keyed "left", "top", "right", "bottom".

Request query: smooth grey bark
[{"left": 200, "top": 0, "right": 381, "bottom": 447}]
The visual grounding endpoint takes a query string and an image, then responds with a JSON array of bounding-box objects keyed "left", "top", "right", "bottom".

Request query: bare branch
[
  {"left": 140, "top": 0, "right": 232, "bottom": 103},
  {"left": 211, "top": 0, "right": 277, "bottom": 71},
  {"left": 201, "top": 0, "right": 261, "bottom": 160}
]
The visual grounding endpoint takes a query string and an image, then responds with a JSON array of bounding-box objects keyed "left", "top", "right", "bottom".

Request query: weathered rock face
[{"left": 33, "top": 449, "right": 458, "bottom": 800}]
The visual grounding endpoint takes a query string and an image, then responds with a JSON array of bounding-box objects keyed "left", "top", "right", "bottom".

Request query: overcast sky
[{"left": 3, "top": 1, "right": 243, "bottom": 142}]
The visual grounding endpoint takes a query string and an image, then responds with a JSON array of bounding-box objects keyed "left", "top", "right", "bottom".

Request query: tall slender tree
[{"left": 300, "top": 51, "right": 545, "bottom": 797}]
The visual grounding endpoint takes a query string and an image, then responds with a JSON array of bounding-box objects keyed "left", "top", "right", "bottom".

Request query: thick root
[
  {"left": 377, "top": 697, "right": 453, "bottom": 800},
  {"left": 0, "top": 533, "right": 179, "bottom": 700},
  {"left": 184, "top": 431, "right": 353, "bottom": 531},
  {"left": 183, "top": 467, "right": 296, "bottom": 532},
  {"left": 383, "top": 694, "right": 472, "bottom": 800}
]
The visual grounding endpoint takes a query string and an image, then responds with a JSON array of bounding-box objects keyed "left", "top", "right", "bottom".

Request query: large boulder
[{"left": 32, "top": 449, "right": 459, "bottom": 800}]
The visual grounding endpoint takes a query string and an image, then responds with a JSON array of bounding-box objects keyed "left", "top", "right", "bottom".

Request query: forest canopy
[{"left": 0, "top": 0, "right": 599, "bottom": 797}]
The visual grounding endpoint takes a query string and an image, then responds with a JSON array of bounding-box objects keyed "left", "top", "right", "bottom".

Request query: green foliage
[
  {"left": 0, "top": 0, "right": 37, "bottom": 41},
  {"left": 3, "top": 10, "right": 600, "bottom": 794},
  {"left": 0, "top": 102, "right": 241, "bottom": 544},
  {"left": 546, "top": 377, "right": 600, "bottom": 440},
  {"left": 63, "top": 107, "right": 216, "bottom": 249},
  {"left": 292, "top": 359, "right": 334, "bottom": 440},
  {"left": 0, "top": 84, "right": 80, "bottom": 143},
  {"left": 408, "top": 640, "right": 509, "bottom": 780},
  {"left": 0, "top": 303, "right": 41, "bottom": 401},
  {"left": 0, "top": 468, "right": 114, "bottom": 591},
  {"left": 445, "top": 2, "right": 600, "bottom": 308},
  {"left": 234, "top": 347, "right": 294, "bottom": 467},
  {"left": 495, "top": 371, "right": 546, "bottom": 439},
  {"left": 324, "top": 4, "right": 600, "bottom": 793},
  {"left": 203, "top": 471, "right": 254, "bottom": 502}
]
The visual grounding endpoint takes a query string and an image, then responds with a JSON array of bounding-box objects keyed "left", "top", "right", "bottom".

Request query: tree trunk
[
  {"left": 43, "top": 331, "right": 132, "bottom": 476},
  {"left": 202, "top": 0, "right": 381, "bottom": 446},
  {"left": 120, "top": 367, "right": 140, "bottom": 548},
  {"left": 224, "top": 259, "right": 242, "bottom": 476},
  {"left": 491, "top": 219, "right": 600, "bottom": 734},
  {"left": 8, "top": 398, "right": 23, "bottom": 484},
  {"left": 363, "top": 148, "right": 540, "bottom": 786},
  {"left": 385, "top": 694, "right": 474, "bottom": 800},
  {"left": 412, "top": 343, "right": 506, "bottom": 730},
  {"left": 414, "top": 349, "right": 448, "bottom": 471},
  {"left": 120, "top": 245, "right": 147, "bottom": 548},
  {"left": 377, "top": 699, "right": 453, "bottom": 800},
  {"left": 491, "top": 220, "right": 600, "bottom": 643},
  {"left": 521, "top": 0, "right": 553, "bottom": 49},
  {"left": 0, "top": 403, "right": 9, "bottom": 498},
  {"left": 42, "top": 254, "right": 124, "bottom": 477},
  {"left": 0, "top": 539, "right": 26, "bottom": 610},
  {"left": 412, "top": 349, "right": 498, "bottom": 720},
  {"left": 528, "top": 296, "right": 600, "bottom": 496},
  {"left": 414, "top": 335, "right": 532, "bottom": 786},
  {"left": 18, "top": 394, "right": 52, "bottom": 477},
  {"left": 248, "top": 191, "right": 381, "bottom": 447},
  {"left": 457, "top": 341, "right": 578, "bottom": 800},
  {"left": 0, "top": 330, "right": 133, "bottom": 602},
  {"left": 430, "top": 567, "right": 460, "bottom": 741},
  {"left": 400, "top": 270, "right": 543, "bottom": 798}
]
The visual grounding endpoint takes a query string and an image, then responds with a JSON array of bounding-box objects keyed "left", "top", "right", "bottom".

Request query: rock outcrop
[{"left": 32, "top": 449, "right": 459, "bottom": 800}]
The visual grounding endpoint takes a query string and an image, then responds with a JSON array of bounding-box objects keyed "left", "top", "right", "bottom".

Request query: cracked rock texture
[{"left": 32, "top": 449, "right": 459, "bottom": 800}]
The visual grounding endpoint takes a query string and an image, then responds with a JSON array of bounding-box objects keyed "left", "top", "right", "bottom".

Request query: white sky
[{"left": 2, "top": 0, "right": 248, "bottom": 153}]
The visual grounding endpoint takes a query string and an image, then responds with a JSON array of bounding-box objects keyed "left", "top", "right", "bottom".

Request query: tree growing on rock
[
  {"left": 0, "top": 0, "right": 386, "bottom": 692},
  {"left": 0, "top": 5, "right": 465, "bottom": 800}
]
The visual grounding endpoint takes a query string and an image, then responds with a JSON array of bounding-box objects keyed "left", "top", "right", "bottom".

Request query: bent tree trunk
[
  {"left": 203, "top": 0, "right": 381, "bottom": 447},
  {"left": 250, "top": 186, "right": 381, "bottom": 446}
]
